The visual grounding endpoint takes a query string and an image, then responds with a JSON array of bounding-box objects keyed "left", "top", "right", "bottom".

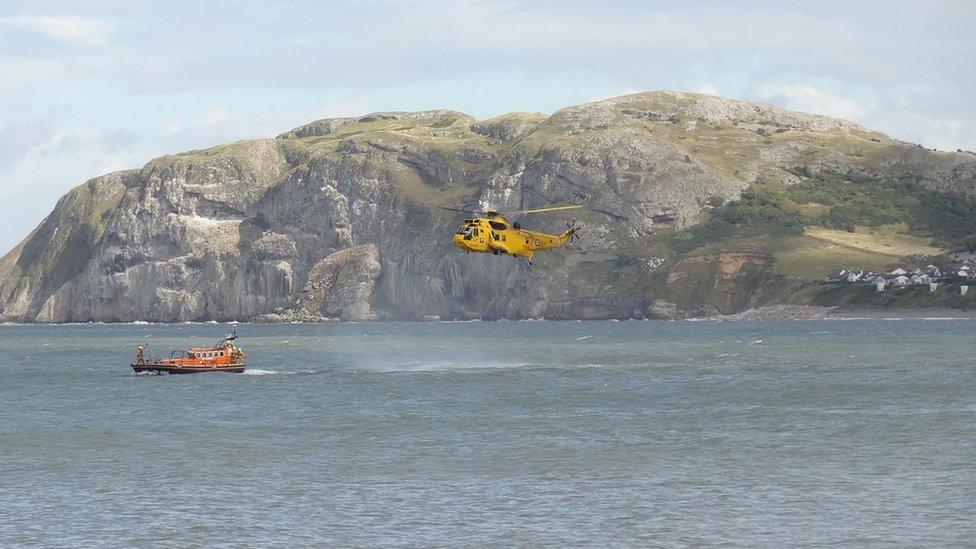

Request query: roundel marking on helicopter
[{"left": 534, "top": 239, "right": 541, "bottom": 246}]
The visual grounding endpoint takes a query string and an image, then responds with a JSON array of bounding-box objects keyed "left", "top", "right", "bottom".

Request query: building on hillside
[
  {"left": 911, "top": 274, "right": 932, "bottom": 285},
  {"left": 825, "top": 269, "right": 848, "bottom": 282},
  {"left": 889, "top": 274, "right": 910, "bottom": 286},
  {"left": 845, "top": 270, "right": 865, "bottom": 282},
  {"left": 889, "top": 267, "right": 908, "bottom": 276},
  {"left": 871, "top": 275, "right": 886, "bottom": 291}
]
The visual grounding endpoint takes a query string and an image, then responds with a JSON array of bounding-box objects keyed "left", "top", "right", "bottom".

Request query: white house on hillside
[{"left": 890, "top": 274, "right": 910, "bottom": 286}]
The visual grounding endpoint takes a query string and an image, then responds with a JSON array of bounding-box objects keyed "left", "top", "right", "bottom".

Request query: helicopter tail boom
[{"left": 518, "top": 222, "right": 580, "bottom": 252}]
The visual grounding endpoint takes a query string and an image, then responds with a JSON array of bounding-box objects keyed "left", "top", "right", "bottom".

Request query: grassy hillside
[{"left": 608, "top": 171, "right": 976, "bottom": 312}]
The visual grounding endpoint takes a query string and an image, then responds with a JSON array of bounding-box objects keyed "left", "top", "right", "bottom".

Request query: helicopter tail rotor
[{"left": 565, "top": 219, "right": 582, "bottom": 242}]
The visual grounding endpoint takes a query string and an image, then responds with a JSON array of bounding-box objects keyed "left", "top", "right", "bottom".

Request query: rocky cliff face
[{"left": 2, "top": 91, "right": 975, "bottom": 322}]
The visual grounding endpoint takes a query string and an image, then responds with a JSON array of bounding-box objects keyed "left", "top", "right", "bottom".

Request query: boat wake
[
  {"left": 356, "top": 360, "right": 626, "bottom": 373},
  {"left": 242, "top": 369, "right": 320, "bottom": 376}
]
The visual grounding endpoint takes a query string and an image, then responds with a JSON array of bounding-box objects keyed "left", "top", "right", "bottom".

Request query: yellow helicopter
[{"left": 441, "top": 205, "right": 583, "bottom": 265}]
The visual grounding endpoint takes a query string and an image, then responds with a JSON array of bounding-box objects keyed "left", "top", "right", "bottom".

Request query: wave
[
  {"left": 243, "top": 368, "right": 279, "bottom": 376},
  {"left": 242, "top": 368, "right": 320, "bottom": 376},
  {"left": 828, "top": 316, "right": 974, "bottom": 321},
  {"left": 356, "top": 360, "right": 649, "bottom": 373}
]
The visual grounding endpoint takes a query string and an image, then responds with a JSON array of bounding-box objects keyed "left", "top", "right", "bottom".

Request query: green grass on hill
[
  {"left": 616, "top": 172, "right": 976, "bottom": 310},
  {"left": 656, "top": 174, "right": 976, "bottom": 263}
]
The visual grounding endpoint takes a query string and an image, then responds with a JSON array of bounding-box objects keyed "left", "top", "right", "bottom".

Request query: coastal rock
[
  {"left": 646, "top": 300, "right": 681, "bottom": 320},
  {"left": 293, "top": 244, "right": 381, "bottom": 321},
  {"left": 720, "top": 305, "right": 836, "bottom": 321}
]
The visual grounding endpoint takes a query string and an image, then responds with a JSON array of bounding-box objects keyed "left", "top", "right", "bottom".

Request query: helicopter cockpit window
[{"left": 459, "top": 226, "right": 474, "bottom": 240}]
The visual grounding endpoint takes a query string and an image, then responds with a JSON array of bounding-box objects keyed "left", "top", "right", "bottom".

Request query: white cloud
[
  {"left": 193, "top": 105, "right": 234, "bottom": 126},
  {"left": 0, "top": 120, "right": 142, "bottom": 252},
  {"left": 695, "top": 84, "right": 720, "bottom": 96},
  {"left": 589, "top": 89, "right": 641, "bottom": 102},
  {"left": 1, "top": 0, "right": 975, "bottom": 250},
  {"left": 164, "top": 120, "right": 182, "bottom": 136},
  {"left": 0, "top": 15, "right": 113, "bottom": 46},
  {"left": 756, "top": 84, "right": 870, "bottom": 121},
  {"left": 164, "top": 106, "right": 237, "bottom": 136}
]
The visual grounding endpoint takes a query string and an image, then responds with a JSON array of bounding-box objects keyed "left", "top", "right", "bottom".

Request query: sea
[{"left": 1, "top": 320, "right": 974, "bottom": 547}]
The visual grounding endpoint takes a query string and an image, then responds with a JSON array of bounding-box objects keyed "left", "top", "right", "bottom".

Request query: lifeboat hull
[{"left": 131, "top": 363, "right": 246, "bottom": 374}]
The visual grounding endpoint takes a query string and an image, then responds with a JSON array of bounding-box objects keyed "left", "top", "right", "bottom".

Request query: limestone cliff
[{"left": 2, "top": 91, "right": 974, "bottom": 322}]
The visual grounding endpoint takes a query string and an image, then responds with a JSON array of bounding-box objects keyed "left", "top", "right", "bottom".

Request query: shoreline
[
  {"left": 3, "top": 306, "right": 976, "bottom": 326},
  {"left": 826, "top": 308, "right": 976, "bottom": 319},
  {"left": 717, "top": 304, "right": 976, "bottom": 321}
]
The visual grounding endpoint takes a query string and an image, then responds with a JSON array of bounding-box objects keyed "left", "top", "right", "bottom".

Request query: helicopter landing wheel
[
  {"left": 493, "top": 250, "right": 499, "bottom": 255},
  {"left": 528, "top": 259, "right": 534, "bottom": 266}
]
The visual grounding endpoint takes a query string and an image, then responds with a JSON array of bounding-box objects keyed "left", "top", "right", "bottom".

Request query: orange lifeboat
[{"left": 131, "top": 329, "right": 246, "bottom": 374}]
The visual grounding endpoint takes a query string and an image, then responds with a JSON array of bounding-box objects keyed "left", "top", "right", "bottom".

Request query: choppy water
[{"left": 1, "top": 320, "right": 975, "bottom": 546}]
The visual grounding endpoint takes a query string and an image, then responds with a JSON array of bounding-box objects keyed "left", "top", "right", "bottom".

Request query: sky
[{"left": 1, "top": 0, "right": 974, "bottom": 252}]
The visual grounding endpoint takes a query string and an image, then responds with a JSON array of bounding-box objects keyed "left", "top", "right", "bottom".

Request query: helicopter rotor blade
[
  {"left": 431, "top": 206, "right": 489, "bottom": 215},
  {"left": 507, "top": 205, "right": 584, "bottom": 216}
]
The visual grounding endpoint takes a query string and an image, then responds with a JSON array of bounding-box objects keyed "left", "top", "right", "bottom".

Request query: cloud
[
  {"left": 1, "top": 0, "right": 975, "bottom": 251},
  {"left": 0, "top": 105, "right": 73, "bottom": 169},
  {"left": 162, "top": 99, "right": 369, "bottom": 145},
  {"left": 589, "top": 89, "right": 641, "bottom": 102},
  {"left": 0, "top": 15, "right": 113, "bottom": 46},
  {"left": 695, "top": 84, "right": 720, "bottom": 96},
  {"left": 193, "top": 105, "right": 234, "bottom": 126},
  {"left": 165, "top": 105, "right": 236, "bottom": 136},
  {"left": 0, "top": 119, "right": 143, "bottom": 252},
  {"left": 756, "top": 84, "right": 870, "bottom": 121}
]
